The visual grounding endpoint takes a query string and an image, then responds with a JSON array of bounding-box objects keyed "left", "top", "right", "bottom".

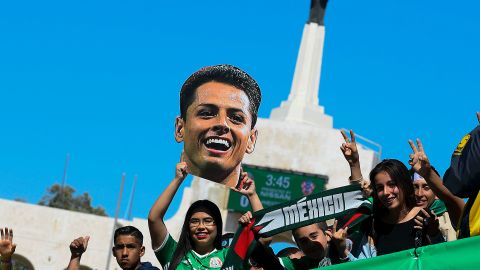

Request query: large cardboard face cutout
[{"left": 175, "top": 81, "right": 258, "bottom": 187}]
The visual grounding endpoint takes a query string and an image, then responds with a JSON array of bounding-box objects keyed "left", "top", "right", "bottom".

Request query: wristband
[{"left": 349, "top": 177, "right": 364, "bottom": 183}]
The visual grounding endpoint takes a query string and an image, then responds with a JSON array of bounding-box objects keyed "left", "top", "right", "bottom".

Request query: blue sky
[{"left": 1, "top": 0, "right": 479, "bottom": 220}]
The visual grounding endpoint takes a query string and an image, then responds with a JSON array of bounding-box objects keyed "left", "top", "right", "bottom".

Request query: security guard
[{"left": 444, "top": 113, "right": 480, "bottom": 238}]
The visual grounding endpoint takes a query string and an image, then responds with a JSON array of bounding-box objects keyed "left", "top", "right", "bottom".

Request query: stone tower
[{"left": 165, "top": 0, "right": 380, "bottom": 243}]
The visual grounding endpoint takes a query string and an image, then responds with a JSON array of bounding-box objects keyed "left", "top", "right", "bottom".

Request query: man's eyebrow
[
  {"left": 227, "top": 107, "right": 247, "bottom": 113},
  {"left": 196, "top": 103, "right": 248, "bottom": 113},
  {"left": 115, "top": 242, "right": 137, "bottom": 246},
  {"left": 195, "top": 103, "right": 218, "bottom": 109},
  {"left": 196, "top": 103, "right": 216, "bottom": 107}
]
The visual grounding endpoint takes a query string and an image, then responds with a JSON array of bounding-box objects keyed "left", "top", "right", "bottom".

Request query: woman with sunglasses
[{"left": 148, "top": 159, "right": 262, "bottom": 270}]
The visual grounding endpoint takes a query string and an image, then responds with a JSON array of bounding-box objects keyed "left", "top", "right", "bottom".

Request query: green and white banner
[
  {"left": 252, "top": 184, "right": 368, "bottom": 237},
  {"left": 222, "top": 184, "right": 372, "bottom": 270}
]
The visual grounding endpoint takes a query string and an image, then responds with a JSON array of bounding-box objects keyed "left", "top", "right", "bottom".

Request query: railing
[{"left": 340, "top": 128, "right": 382, "bottom": 161}]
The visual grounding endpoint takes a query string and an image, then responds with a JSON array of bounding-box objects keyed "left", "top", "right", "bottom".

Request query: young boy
[{"left": 67, "top": 226, "right": 159, "bottom": 270}]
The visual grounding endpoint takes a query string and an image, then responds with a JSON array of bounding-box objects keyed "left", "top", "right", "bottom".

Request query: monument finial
[
  {"left": 308, "top": 0, "right": 328, "bottom": 25},
  {"left": 270, "top": 0, "right": 332, "bottom": 127}
]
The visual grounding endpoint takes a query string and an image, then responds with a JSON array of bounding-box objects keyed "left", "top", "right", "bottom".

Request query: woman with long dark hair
[
  {"left": 148, "top": 160, "right": 262, "bottom": 269},
  {"left": 339, "top": 130, "right": 443, "bottom": 257},
  {"left": 168, "top": 199, "right": 223, "bottom": 270},
  {"left": 369, "top": 159, "right": 427, "bottom": 255}
]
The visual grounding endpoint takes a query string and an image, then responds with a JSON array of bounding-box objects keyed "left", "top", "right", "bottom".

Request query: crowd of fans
[{"left": 1, "top": 65, "right": 479, "bottom": 270}]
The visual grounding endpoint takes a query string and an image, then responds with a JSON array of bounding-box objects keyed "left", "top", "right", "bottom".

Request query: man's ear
[
  {"left": 140, "top": 245, "right": 145, "bottom": 257},
  {"left": 175, "top": 116, "right": 185, "bottom": 143},
  {"left": 246, "top": 128, "right": 258, "bottom": 154}
]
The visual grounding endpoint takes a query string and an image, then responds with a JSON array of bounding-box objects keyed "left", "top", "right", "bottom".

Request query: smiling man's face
[{"left": 175, "top": 81, "right": 257, "bottom": 186}]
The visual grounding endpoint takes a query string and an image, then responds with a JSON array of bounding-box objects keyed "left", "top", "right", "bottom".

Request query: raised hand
[
  {"left": 175, "top": 152, "right": 190, "bottom": 181},
  {"left": 69, "top": 236, "right": 90, "bottom": 258},
  {"left": 360, "top": 180, "right": 373, "bottom": 198},
  {"left": 408, "top": 139, "right": 431, "bottom": 178},
  {"left": 232, "top": 168, "right": 264, "bottom": 212},
  {"left": 340, "top": 130, "right": 365, "bottom": 187},
  {"left": 326, "top": 220, "right": 349, "bottom": 257},
  {"left": 340, "top": 130, "right": 359, "bottom": 166},
  {"left": 0, "top": 227, "right": 16, "bottom": 262},
  {"left": 233, "top": 170, "right": 256, "bottom": 197},
  {"left": 238, "top": 211, "right": 253, "bottom": 225},
  {"left": 239, "top": 210, "right": 272, "bottom": 245}
]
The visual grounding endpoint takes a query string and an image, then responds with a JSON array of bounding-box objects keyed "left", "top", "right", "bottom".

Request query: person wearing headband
[{"left": 410, "top": 169, "right": 456, "bottom": 241}]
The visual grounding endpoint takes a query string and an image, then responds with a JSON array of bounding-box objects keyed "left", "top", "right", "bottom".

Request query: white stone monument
[
  {"left": 0, "top": 3, "right": 382, "bottom": 270},
  {"left": 166, "top": 0, "right": 380, "bottom": 244}
]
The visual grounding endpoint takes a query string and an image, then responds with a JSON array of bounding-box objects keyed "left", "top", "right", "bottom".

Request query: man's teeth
[{"left": 206, "top": 138, "right": 230, "bottom": 147}]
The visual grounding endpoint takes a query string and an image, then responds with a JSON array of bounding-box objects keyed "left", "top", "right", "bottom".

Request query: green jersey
[
  {"left": 155, "top": 234, "right": 228, "bottom": 270},
  {"left": 279, "top": 256, "right": 331, "bottom": 270}
]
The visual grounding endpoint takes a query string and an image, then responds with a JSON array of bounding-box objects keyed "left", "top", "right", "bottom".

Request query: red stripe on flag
[
  {"left": 343, "top": 212, "right": 362, "bottom": 228},
  {"left": 342, "top": 208, "right": 370, "bottom": 228},
  {"left": 233, "top": 218, "right": 256, "bottom": 260}
]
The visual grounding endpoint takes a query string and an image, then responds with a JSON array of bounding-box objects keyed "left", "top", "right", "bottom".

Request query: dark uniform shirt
[{"left": 444, "top": 125, "right": 480, "bottom": 238}]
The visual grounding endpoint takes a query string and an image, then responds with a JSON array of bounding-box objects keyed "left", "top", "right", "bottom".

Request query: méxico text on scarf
[{"left": 222, "top": 184, "right": 371, "bottom": 270}]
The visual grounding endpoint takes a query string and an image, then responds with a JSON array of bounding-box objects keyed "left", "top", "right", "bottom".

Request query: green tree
[{"left": 38, "top": 184, "right": 107, "bottom": 216}]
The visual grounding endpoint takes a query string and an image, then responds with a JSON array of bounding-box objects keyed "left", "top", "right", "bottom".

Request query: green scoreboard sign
[{"left": 228, "top": 164, "right": 328, "bottom": 212}]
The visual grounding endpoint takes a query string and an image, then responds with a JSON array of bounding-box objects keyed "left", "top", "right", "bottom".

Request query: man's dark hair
[
  {"left": 276, "top": 246, "right": 302, "bottom": 257},
  {"left": 114, "top": 226, "right": 144, "bottom": 245},
  {"left": 292, "top": 222, "right": 328, "bottom": 239},
  {"left": 179, "top": 64, "right": 262, "bottom": 128}
]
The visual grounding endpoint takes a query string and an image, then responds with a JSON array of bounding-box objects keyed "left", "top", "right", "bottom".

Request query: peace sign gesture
[
  {"left": 408, "top": 138, "right": 431, "bottom": 178},
  {"left": 325, "top": 220, "right": 349, "bottom": 258},
  {"left": 340, "top": 130, "right": 359, "bottom": 166}
]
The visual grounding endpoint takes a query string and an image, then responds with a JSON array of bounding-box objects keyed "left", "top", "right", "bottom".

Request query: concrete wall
[
  {"left": 0, "top": 199, "right": 161, "bottom": 270},
  {"left": 0, "top": 115, "right": 380, "bottom": 269}
]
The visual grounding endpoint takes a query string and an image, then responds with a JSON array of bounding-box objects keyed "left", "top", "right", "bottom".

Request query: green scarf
[{"left": 222, "top": 184, "right": 372, "bottom": 270}]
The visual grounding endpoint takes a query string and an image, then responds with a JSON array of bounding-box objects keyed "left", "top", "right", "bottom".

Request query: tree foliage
[{"left": 38, "top": 184, "right": 107, "bottom": 216}]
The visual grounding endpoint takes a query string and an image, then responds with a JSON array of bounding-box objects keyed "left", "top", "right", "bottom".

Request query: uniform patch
[
  {"left": 454, "top": 134, "right": 470, "bottom": 156},
  {"left": 209, "top": 256, "right": 223, "bottom": 268}
]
